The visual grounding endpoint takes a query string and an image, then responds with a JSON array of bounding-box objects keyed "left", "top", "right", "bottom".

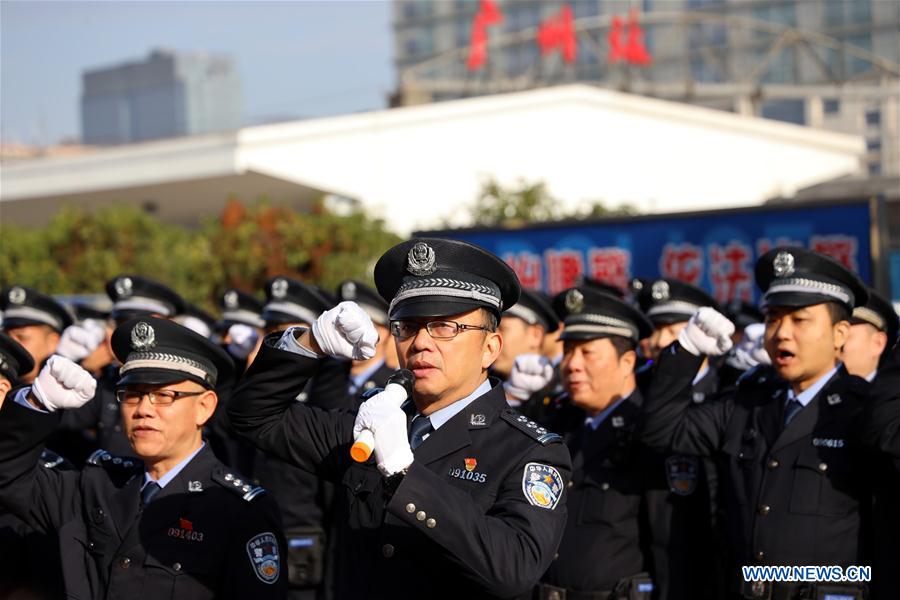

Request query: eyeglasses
[
  {"left": 115, "top": 389, "right": 205, "bottom": 405},
  {"left": 390, "top": 319, "right": 491, "bottom": 340}
]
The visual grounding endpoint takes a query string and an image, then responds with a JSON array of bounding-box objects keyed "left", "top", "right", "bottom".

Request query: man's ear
[
  {"left": 195, "top": 390, "right": 218, "bottom": 427},
  {"left": 482, "top": 331, "right": 502, "bottom": 370},
  {"left": 832, "top": 319, "right": 851, "bottom": 351},
  {"left": 620, "top": 349, "right": 637, "bottom": 374},
  {"left": 0, "top": 378, "right": 12, "bottom": 409}
]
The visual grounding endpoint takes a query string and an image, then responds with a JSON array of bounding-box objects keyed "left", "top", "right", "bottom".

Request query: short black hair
[
  {"left": 608, "top": 335, "right": 637, "bottom": 357},
  {"left": 825, "top": 301, "right": 851, "bottom": 325},
  {"left": 481, "top": 309, "right": 498, "bottom": 332}
]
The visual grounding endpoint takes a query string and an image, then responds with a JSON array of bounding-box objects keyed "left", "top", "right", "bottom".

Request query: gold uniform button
[
  {"left": 567, "top": 481, "right": 574, "bottom": 489},
  {"left": 755, "top": 551, "right": 765, "bottom": 561},
  {"left": 758, "top": 504, "right": 770, "bottom": 516},
  {"left": 818, "top": 462, "right": 828, "bottom": 472},
  {"left": 600, "top": 482, "right": 610, "bottom": 491},
  {"left": 548, "top": 591, "right": 561, "bottom": 600},
  {"left": 767, "top": 459, "right": 779, "bottom": 469},
  {"left": 119, "top": 557, "right": 131, "bottom": 569},
  {"left": 382, "top": 544, "right": 394, "bottom": 558},
  {"left": 405, "top": 503, "right": 416, "bottom": 513},
  {"left": 416, "top": 511, "right": 426, "bottom": 521},
  {"left": 426, "top": 518, "right": 436, "bottom": 529}
]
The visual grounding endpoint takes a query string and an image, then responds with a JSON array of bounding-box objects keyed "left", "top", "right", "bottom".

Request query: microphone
[{"left": 350, "top": 368, "right": 415, "bottom": 463}]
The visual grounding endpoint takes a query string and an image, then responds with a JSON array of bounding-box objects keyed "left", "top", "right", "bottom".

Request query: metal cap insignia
[
  {"left": 130, "top": 321, "right": 156, "bottom": 350},
  {"left": 115, "top": 277, "right": 133, "bottom": 298},
  {"left": 8, "top": 287, "right": 26, "bottom": 305},
  {"left": 407, "top": 242, "right": 436, "bottom": 276},
  {"left": 565, "top": 289, "right": 584, "bottom": 314},
  {"left": 651, "top": 280, "right": 670, "bottom": 301},
  {"left": 773, "top": 251, "right": 795, "bottom": 278},
  {"left": 271, "top": 278, "right": 288, "bottom": 299},
  {"left": 224, "top": 290, "right": 238, "bottom": 309}
]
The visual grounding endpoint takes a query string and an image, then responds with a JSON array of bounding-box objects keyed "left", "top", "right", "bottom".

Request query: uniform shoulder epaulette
[
  {"left": 39, "top": 449, "right": 71, "bottom": 470},
  {"left": 85, "top": 449, "right": 141, "bottom": 471},
  {"left": 500, "top": 409, "right": 563, "bottom": 445},
  {"left": 212, "top": 467, "right": 267, "bottom": 502},
  {"left": 737, "top": 364, "right": 779, "bottom": 389}
]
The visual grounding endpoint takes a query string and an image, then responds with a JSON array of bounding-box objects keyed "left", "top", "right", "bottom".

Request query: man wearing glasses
[
  {"left": 0, "top": 317, "right": 287, "bottom": 599},
  {"left": 228, "top": 238, "right": 571, "bottom": 599}
]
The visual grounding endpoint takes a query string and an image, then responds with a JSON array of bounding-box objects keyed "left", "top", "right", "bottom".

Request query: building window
[
  {"left": 869, "top": 163, "right": 881, "bottom": 176},
  {"left": 866, "top": 139, "right": 882, "bottom": 153},
  {"left": 823, "top": 99, "right": 840, "bottom": 114},
  {"left": 761, "top": 99, "right": 806, "bottom": 125},
  {"left": 866, "top": 110, "right": 881, "bottom": 126}
]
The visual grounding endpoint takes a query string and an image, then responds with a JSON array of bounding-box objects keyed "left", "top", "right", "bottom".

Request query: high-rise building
[
  {"left": 81, "top": 49, "right": 241, "bottom": 145},
  {"left": 393, "top": 0, "right": 899, "bottom": 175}
]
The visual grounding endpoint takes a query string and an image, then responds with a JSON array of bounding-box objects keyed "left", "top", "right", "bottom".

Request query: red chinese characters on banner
[
  {"left": 587, "top": 248, "right": 631, "bottom": 291},
  {"left": 503, "top": 251, "right": 543, "bottom": 290},
  {"left": 810, "top": 235, "right": 859, "bottom": 271},
  {"left": 545, "top": 249, "right": 584, "bottom": 294},
  {"left": 537, "top": 5, "right": 576, "bottom": 63},
  {"left": 660, "top": 243, "right": 703, "bottom": 285},
  {"left": 467, "top": 0, "right": 503, "bottom": 71},
  {"left": 708, "top": 242, "right": 753, "bottom": 303},
  {"left": 608, "top": 9, "right": 652, "bottom": 66}
]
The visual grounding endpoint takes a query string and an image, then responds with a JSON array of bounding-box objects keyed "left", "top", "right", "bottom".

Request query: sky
[{"left": 0, "top": 0, "right": 394, "bottom": 145}]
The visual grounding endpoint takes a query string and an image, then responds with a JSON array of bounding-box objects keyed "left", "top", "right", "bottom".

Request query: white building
[{"left": 1, "top": 84, "right": 864, "bottom": 236}]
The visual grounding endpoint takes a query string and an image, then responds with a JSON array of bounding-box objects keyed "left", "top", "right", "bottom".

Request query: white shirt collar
[
  {"left": 349, "top": 359, "right": 386, "bottom": 393},
  {"left": 865, "top": 369, "right": 877, "bottom": 383},
  {"left": 143, "top": 442, "right": 206, "bottom": 490},
  {"left": 423, "top": 379, "right": 492, "bottom": 431},
  {"left": 692, "top": 364, "right": 710, "bottom": 386},
  {"left": 786, "top": 363, "right": 841, "bottom": 408}
]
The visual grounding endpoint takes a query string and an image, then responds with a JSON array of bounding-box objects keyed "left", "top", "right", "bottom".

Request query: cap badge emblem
[
  {"left": 342, "top": 281, "right": 356, "bottom": 300},
  {"left": 407, "top": 242, "right": 437, "bottom": 276},
  {"left": 114, "top": 277, "right": 133, "bottom": 298},
  {"left": 130, "top": 321, "right": 156, "bottom": 350},
  {"left": 773, "top": 251, "right": 795, "bottom": 278},
  {"left": 271, "top": 278, "right": 288, "bottom": 299},
  {"left": 565, "top": 289, "right": 584, "bottom": 314},
  {"left": 651, "top": 280, "right": 670, "bottom": 301},
  {"left": 8, "top": 287, "right": 26, "bottom": 305},
  {"left": 631, "top": 278, "right": 644, "bottom": 292},
  {"left": 224, "top": 290, "right": 238, "bottom": 309}
]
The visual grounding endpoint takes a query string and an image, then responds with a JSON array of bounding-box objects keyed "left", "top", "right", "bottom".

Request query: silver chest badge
[
  {"left": 407, "top": 242, "right": 437, "bottom": 276},
  {"left": 115, "top": 277, "right": 133, "bottom": 298},
  {"left": 773, "top": 252, "right": 795, "bottom": 278},
  {"left": 271, "top": 278, "right": 288, "bottom": 299},
  {"left": 224, "top": 290, "right": 239, "bottom": 309},
  {"left": 130, "top": 321, "right": 156, "bottom": 350},
  {"left": 565, "top": 289, "right": 584, "bottom": 314},
  {"left": 651, "top": 280, "right": 670, "bottom": 301}
]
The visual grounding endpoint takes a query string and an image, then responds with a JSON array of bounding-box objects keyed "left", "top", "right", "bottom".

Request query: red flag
[
  {"left": 467, "top": 0, "right": 504, "bottom": 71},
  {"left": 607, "top": 15, "right": 626, "bottom": 63},
  {"left": 537, "top": 5, "right": 577, "bottom": 63},
  {"left": 624, "top": 8, "right": 652, "bottom": 66}
]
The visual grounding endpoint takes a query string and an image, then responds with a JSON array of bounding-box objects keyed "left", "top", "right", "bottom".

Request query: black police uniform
[
  {"left": 640, "top": 248, "right": 882, "bottom": 599},
  {"left": 0, "top": 317, "right": 287, "bottom": 600},
  {"left": 229, "top": 238, "right": 572, "bottom": 600}
]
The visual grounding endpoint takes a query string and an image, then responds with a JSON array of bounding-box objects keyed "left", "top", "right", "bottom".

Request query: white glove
[
  {"left": 353, "top": 389, "right": 414, "bottom": 476},
  {"left": 677, "top": 307, "right": 735, "bottom": 357},
  {"left": 744, "top": 323, "right": 771, "bottom": 366},
  {"left": 312, "top": 301, "right": 378, "bottom": 361},
  {"left": 226, "top": 323, "right": 260, "bottom": 360},
  {"left": 55, "top": 320, "right": 107, "bottom": 362},
  {"left": 503, "top": 354, "right": 554, "bottom": 401},
  {"left": 31, "top": 355, "right": 97, "bottom": 412}
]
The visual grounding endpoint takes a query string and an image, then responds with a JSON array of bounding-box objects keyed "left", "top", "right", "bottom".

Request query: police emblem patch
[
  {"left": 665, "top": 455, "right": 698, "bottom": 496},
  {"left": 8, "top": 287, "right": 26, "bottom": 304},
  {"left": 115, "top": 277, "right": 133, "bottom": 297},
  {"left": 565, "top": 289, "right": 584, "bottom": 314},
  {"left": 773, "top": 252, "right": 795, "bottom": 277},
  {"left": 407, "top": 242, "right": 436, "bottom": 276},
  {"left": 522, "top": 463, "right": 563, "bottom": 510},
  {"left": 130, "top": 321, "right": 156, "bottom": 350},
  {"left": 651, "top": 280, "right": 670, "bottom": 301},
  {"left": 246, "top": 532, "right": 280, "bottom": 584},
  {"left": 271, "top": 278, "right": 288, "bottom": 299},
  {"left": 224, "top": 290, "right": 239, "bottom": 309}
]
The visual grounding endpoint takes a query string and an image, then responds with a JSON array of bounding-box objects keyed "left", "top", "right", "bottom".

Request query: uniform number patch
[
  {"left": 522, "top": 463, "right": 563, "bottom": 510},
  {"left": 246, "top": 532, "right": 280, "bottom": 584}
]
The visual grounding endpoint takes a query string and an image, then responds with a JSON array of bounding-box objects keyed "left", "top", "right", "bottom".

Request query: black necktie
[
  {"left": 141, "top": 481, "right": 162, "bottom": 506},
  {"left": 783, "top": 398, "right": 803, "bottom": 427},
  {"left": 409, "top": 416, "right": 433, "bottom": 450}
]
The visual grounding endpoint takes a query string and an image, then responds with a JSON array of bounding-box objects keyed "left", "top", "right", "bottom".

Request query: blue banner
[{"left": 424, "top": 201, "right": 871, "bottom": 304}]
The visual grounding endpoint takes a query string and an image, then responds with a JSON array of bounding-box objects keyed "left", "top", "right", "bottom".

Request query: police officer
[
  {"left": 228, "top": 238, "right": 571, "bottom": 599},
  {"left": 0, "top": 317, "right": 286, "bottom": 599},
  {"left": 217, "top": 287, "right": 266, "bottom": 373},
  {"left": 839, "top": 287, "right": 898, "bottom": 381},
  {"left": 536, "top": 286, "right": 655, "bottom": 599},
  {"left": 0, "top": 285, "right": 73, "bottom": 383},
  {"left": 176, "top": 302, "right": 219, "bottom": 340},
  {"left": 641, "top": 247, "right": 883, "bottom": 599}
]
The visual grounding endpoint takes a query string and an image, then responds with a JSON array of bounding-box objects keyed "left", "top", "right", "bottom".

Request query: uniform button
[
  {"left": 758, "top": 504, "right": 770, "bottom": 516},
  {"left": 567, "top": 481, "right": 574, "bottom": 489},
  {"left": 755, "top": 551, "right": 765, "bottom": 561},
  {"left": 426, "top": 518, "right": 436, "bottom": 529},
  {"left": 548, "top": 591, "right": 561, "bottom": 600},
  {"left": 88, "top": 541, "right": 95, "bottom": 550},
  {"left": 405, "top": 503, "right": 416, "bottom": 514},
  {"left": 382, "top": 544, "right": 394, "bottom": 558},
  {"left": 172, "top": 562, "right": 182, "bottom": 571},
  {"left": 738, "top": 451, "right": 745, "bottom": 459},
  {"left": 600, "top": 482, "right": 610, "bottom": 491},
  {"left": 119, "top": 557, "right": 131, "bottom": 569},
  {"left": 818, "top": 462, "right": 828, "bottom": 472},
  {"left": 767, "top": 459, "right": 779, "bottom": 469},
  {"left": 416, "top": 511, "right": 426, "bottom": 521}
]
